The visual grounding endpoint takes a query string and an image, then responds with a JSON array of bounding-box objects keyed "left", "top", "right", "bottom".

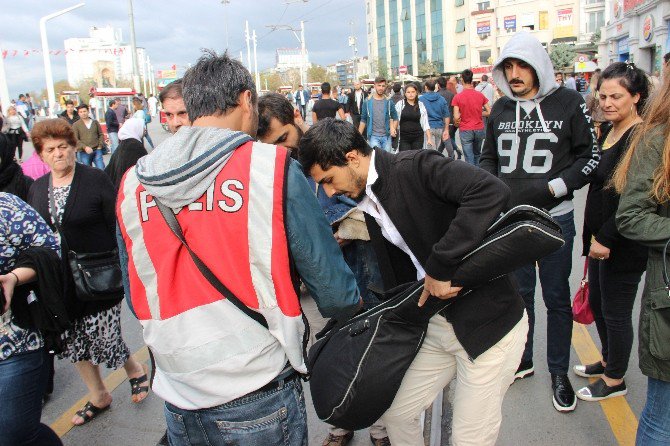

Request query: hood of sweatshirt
[
  {"left": 492, "top": 31, "right": 559, "bottom": 135},
  {"left": 134, "top": 126, "right": 252, "bottom": 209},
  {"left": 421, "top": 91, "right": 442, "bottom": 102}
]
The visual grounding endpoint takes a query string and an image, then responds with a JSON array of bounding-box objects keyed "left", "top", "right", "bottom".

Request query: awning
[{"left": 551, "top": 37, "right": 578, "bottom": 44}]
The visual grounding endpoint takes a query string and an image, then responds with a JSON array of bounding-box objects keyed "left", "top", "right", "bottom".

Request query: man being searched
[
  {"left": 300, "top": 118, "right": 527, "bottom": 446},
  {"left": 358, "top": 76, "right": 398, "bottom": 152},
  {"left": 480, "top": 31, "right": 599, "bottom": 413},
  {"left": 312, "top": 82, "right": 345, "bottom": 123},
  {"left": 117, "top": 51, "right": 361, "bottom": 446}
]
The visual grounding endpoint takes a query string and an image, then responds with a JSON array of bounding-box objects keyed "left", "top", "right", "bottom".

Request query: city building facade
[
  {"left": 366, "top": 0, "right": 582, "bottom": 77},
  {"left": 599, "top": 0, "right": 670, "bottom": 73},
  {"left": 65, "top": 26, "right": 149, "bottom": 88}
]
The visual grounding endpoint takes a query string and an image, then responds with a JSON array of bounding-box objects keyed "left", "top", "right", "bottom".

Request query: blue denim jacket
[
  {"left": 360, "top": 97, "right": 398, "bottom": 141},
  {"left": 118, "top": 160, "right": 361, "bottom": 320}
]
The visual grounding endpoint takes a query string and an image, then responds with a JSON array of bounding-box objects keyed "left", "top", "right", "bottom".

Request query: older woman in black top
[
  {"left": 27, "top": 119, "right": 149, "bottom": 426},
  {"left": 574, "top": 63, "right": 649, "bottom": 402}
]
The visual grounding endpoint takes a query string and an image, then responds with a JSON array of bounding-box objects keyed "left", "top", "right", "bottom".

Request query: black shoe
[
  {"left": 551, "top": 373, "right": 577, "bottom": 412},
  {"left": 370, "top": 435, "right": 391, "bottom": 446},
  {"left": 576, "top": 378, "right": 627, "bottom": 402},
  {"left": 514, "top": 360, "right": 534, "bottom": 380},
  {"left": 323, "top": 431, "right": 354, "bottom": 446},
  {"left": 573, "top": 361, "right": 605, "bottom": 378},
  {"left": 157, "top": 431, "right": 169, "bottom": 445}
]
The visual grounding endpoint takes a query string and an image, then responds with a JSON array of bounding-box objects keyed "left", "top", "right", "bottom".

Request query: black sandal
[
  {"left": 129, "top": 371, "right": 150, "bottom": 403},
  {"left": 73, "top": 401, "right": 110, "bottom": 425}
]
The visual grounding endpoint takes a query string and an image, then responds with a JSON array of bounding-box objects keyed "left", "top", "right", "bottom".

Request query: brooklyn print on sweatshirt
[{"left": 480, "top": 32, "right": 599, "bottom": 215}]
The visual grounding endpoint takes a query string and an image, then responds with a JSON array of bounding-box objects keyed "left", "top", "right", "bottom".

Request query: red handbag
[{"left": 572, "top": 259, "right": 594, "bottom": 324}]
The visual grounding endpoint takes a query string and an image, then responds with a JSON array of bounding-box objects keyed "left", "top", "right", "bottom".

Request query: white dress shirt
[{"left": 356, "top": 151, "right": 426, "bottom": 280}]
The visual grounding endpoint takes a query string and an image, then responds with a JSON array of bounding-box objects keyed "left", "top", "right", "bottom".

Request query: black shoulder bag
[
  {"left": 153, "top": 197, "right": 268, "bottom": 328},
  {"left": 48, "top": 175, "right": 124, "bottom": 301}
]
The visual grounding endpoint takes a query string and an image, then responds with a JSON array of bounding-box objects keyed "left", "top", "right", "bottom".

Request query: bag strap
[
  {"left": 153, "top": 197, "right": 268, "bottom": 329},
  {"left": 583, "top": 257, "right": 588, "bottom": 279}
]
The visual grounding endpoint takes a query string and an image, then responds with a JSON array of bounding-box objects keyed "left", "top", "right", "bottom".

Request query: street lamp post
[
  {"left": 265, "top": 22, "right": 308, "bottom": 86},
  {"left": 128, "top": 0, "right": 141, "bottom": 93},
  {"left": 40, "top": 2, "right": 85, "bottom": 116},
  {"left": 0, "top": 43, "right": 11, "bottom": 112}
]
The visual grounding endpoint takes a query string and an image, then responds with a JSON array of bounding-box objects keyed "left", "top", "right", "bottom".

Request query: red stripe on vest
[{"left": 270, "top": 148, "right": 301, "bottom": 317}]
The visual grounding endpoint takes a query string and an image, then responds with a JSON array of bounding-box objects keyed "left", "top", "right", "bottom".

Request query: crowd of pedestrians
[{"left": 2, "top": 29, "right": 670, "bottom": 446}]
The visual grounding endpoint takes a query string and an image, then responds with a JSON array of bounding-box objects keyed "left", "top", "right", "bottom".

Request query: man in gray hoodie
[{"left": 480, "top": 32, "right": 599, "bottom": 413}]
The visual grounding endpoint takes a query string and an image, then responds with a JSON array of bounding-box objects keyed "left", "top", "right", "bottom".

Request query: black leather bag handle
[{"left": 153, "top": 197, "right": 268, "bottom": 328}]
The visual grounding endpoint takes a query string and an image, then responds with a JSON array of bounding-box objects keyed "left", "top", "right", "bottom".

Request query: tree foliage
[
  {"left": 260, "top": 71, "right": 283, "bottom": 92},
  {"left": 549, "top": 43, "right": 577, "bottom": 71},
  {"left": 418, "top": 59, "right": 438, "bottom": 77}
]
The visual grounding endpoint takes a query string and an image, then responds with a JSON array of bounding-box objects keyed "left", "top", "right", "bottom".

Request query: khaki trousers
[{"left": 382, "top": 311, "right": 528, "bottom": 446}]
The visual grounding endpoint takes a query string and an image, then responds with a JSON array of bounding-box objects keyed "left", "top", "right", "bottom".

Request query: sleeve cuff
[
  {"left": 548, "top": 178, "right": 568, "bottom": 198},
  {"left": 425, "top": 255, "right": 458, "bottom": 282}
]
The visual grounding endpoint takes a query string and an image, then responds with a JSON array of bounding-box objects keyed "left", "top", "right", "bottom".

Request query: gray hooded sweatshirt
[{"left": 480, "top": 32, "right": 599, "bottom": 216}]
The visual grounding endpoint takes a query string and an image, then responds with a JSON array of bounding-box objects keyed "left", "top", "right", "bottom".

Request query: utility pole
[
  {"left": 0, "top": 43, "right": 11, "bottom": 112},
  {"left": 265, "top": 21, "right": 307, "bottom": 86},
  {"left": 349, "top": 20, "right": 358, "bottom": 84},
  {"left": 221, "top": 0, "right": 231, "bottom": 49},
  {"left": 244, "top": 21, "right": 252, "bottom": 71},
  {"left": 128, "top": 0, "right": 141, "bottom": 93},
  {"left": 252, "top": 29, "right": 260, "bottom": 91}
]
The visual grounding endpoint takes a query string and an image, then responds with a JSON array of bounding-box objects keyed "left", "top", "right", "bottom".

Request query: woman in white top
[
  {"left": 1, "top": 106, "right": 30, "bottom": 162},
  {"left": 131, "top": 97, "right": 155, "bottom": 149},
  {"left": 394, "top": 84, "right": 431, "bottom": 151}
]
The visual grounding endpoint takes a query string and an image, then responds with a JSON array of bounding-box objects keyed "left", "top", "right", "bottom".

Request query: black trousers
[
  {"left": 7, "top": 132, "right": 24, "bottom": 159},
  {"left": 398, "top": 133, "right": 424, "bottom": 151},
  {"left": 588, "top": 257, "right": 644, "bottom": 379},
  {"left": 350, "top": 114, "right": 361, "bottom": 132}
]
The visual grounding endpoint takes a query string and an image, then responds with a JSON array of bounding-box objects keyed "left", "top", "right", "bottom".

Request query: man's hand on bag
[{"left": 418, "top": 275, "right": 462, "bottom": 307}]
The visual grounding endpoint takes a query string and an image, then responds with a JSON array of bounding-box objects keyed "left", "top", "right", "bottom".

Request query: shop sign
[
  {"left": 477, "top": 20, "right": 491, "bottom": 34},
  {"left": 643, "top": 15, "right": 654, "bottom": 42},
  {"left": 504, "top": 16, "right": 516, "bottom": 31}
]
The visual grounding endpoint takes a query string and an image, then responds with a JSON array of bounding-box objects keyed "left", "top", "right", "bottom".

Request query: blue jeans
[
  {"left": 165, "top": 375, "right": 307, "bottom": 446},
  {"left": 343, "top": 240, "right": 383, "bottom": 310},
  {"left": 108, "top": 132, "right": 119, "bottom": 154},
  {"left": 514, "top": 211, "right": 575, "bottom": 375},
  {"left": 369, "top": 134, "right": 392, "bottom": 152},
  {"left": 77, "top": 149, "right": 105, "bottom": 169},
  {"left": 144, "top": 130, "right": 155, "bottom": 149},
  {"left": 0, "top": 349, "right": 62, "bottom": 446},
  {"left": 459, "top": 129, "right": 486, "bottom": 166},
  {"left": 637, "top": 377, "right": 670, "bottom": 445}
]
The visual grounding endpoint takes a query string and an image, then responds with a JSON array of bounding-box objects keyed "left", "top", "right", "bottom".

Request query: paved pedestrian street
[{"left": 23, "top": 122, "right": 643, "bottom": 446}]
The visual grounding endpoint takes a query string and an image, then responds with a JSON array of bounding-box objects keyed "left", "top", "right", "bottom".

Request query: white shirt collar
[{"left": 365, "top": 150, "right": 378, "bottom": 192}]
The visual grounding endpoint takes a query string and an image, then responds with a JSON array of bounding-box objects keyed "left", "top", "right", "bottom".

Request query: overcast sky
[{"left": 0, "top": 0, "right": 367, "bottom": 98}]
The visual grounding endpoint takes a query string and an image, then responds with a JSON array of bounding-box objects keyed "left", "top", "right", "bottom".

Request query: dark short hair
[
  {"left": 19, "top": 94, "right": 25, "bottom": 99},
  {"left": 183, "top": 50, "right": 257, "bottom": 122},
  {"left": 159, "top": 79, "right": 183, "bottom": 103},
  {"left": 108, "top": 99, "right": 116, "bottom": 107},
  {"left": 436, "top": 76, "right": 447, "bottom": 89},
  {"left": 664, "top": 52, "right": 670, "bottom": 64},
  {"left": 76, "top": 104, "right": 89, "bottom": 111},
  {"left": 31, "top": 119, "right": 77, "bottom": 154},
  {"left": 321, "top": 82, "right": 331, "bottom": 94},
  {"left": 257, "top": 93, "right": 295, "bottom": 139},
  {"left": 392, "top": 82, "right": 401, "bottom": 93},
  {"left": 481, "top": 74, "right": 489, "bottom": 82},
  {"left": 461, "top": 69, "right": 474, "bottom": 84},
  {"left": 64, "top": 100, "right": 74, "bottom": 106},
  {"left": 597, "top": 62, "right": 650, "bottom": 113},
  {"left": 374, "top": 76, "right": 386, "bottom": 84},
  {"left": 424, "top": 79, "right": 436, "bottom": 91},
  {"left": 298, "top": 118, "right": 372, "bottom": 172}
]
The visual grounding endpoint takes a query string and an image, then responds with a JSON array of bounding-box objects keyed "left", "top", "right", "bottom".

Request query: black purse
[{"left": 48, "top": 175, "right": 123, "bottom": 302}]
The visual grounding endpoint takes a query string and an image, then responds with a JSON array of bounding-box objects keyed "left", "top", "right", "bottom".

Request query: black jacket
[
  {"left": 582, "top": 125, "right": 647, "bottom": 271},
  {"left": 28, "top": 164, "right": 121, "bottom": 317},
  {"left": 480, "top": 87, "right": 598, "bottom": 210},
  {"left": 365, "top": 149, "right": 525, "bottom": 359},
  {"left": 346, "top": 89, "right": 367, "bottom": 115}
]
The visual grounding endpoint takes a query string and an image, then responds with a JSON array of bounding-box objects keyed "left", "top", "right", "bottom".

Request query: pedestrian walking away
[
  {"left": 480, "top": 31, "right": 599, "bottom": 413},
  {"left": 104, "top": 100, "right": 120, "bottom": 155},
  {"left": 419, "top": 79, "right": 451, "bottom": 156},
  {"left": 452, "top": 69, "right": 490, "bottom": 166}
]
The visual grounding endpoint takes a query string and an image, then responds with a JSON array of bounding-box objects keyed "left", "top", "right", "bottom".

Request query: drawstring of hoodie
[{"left": 515, "top": 99, "right": 551, "bottom": 146}]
